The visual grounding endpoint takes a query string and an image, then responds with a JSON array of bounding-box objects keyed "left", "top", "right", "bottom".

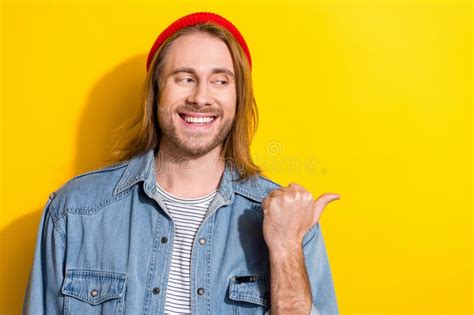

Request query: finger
[
  {"left": 311, "top": 193, "right": 340, "bottom": 225},
  {"left": 279, "top": 185, "right": 303, "bottom": 194},
  {"left": 278, "top": 185, "right": 293, "bottom": 192},
  {"left": 315, "top": 193, "right": 340, "bottom": 209},
  {"left": 268, "top": 189, "right": 285, "bottom": 197},
  {"left": 288, "top": 182, "right": 306, "bottom": 191}
]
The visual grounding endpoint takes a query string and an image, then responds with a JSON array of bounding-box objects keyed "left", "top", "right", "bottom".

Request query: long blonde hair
[{"left": 109, "top": 23, "right": 261, "bottom": 180}]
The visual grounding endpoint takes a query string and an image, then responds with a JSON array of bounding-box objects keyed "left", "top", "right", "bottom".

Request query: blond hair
[{"left": 108, "top": 23, "right": 261, "bottom": 180}]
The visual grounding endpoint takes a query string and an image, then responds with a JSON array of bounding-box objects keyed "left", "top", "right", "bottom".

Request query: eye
[
  {"left": 176, "top": 77, "right": 195, "bottom": 84},
  {"left": 212, "top": 79, "right": 229, "bottom": 86}
]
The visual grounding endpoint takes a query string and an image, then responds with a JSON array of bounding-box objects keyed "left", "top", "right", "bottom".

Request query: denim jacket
[{"left": 23, "top": 149, "right": 339, "bottom": 314}]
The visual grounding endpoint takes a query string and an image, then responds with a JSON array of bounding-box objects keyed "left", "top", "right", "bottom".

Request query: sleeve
[
  {"left": 22, "top": 193, "right": 66, "bottom": 315},
  {"left": 303, "top": 223, "right": 339, "bottom": 315}
]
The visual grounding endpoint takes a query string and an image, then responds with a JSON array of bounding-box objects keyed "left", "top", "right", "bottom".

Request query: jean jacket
[{"left": 23, "top": 149, "right": 339, "bottom": 314}]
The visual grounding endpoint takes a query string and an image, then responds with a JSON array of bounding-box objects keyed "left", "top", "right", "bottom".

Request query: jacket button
[
  {"left": 197, "top": 288, "right": 205, "bottom": 295},
  {"left": 199, "top": 238, "right": 206, "bottom": 245},
  {"left": 160, "top": 236, "right": 168, "bottom": 244},
  {"left": 90, "top": 289, "right": 98, "bottom": 297},
  {"left": 152, "top": 287, "right": 160, "bottom": 294}
]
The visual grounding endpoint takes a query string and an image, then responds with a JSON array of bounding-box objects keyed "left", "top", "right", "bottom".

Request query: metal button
[
  {"left": 160, "top": 236, "right": 168, "bottom": 244},
  {"left": 90, "top": 289, "right": 98, "bottom": 297},
  {"left": 197, "top": 288, "right": 205, "bottom": 295},
  {"left": 152, "top": 287, "right": 160, "bottom": 294},
  {"left": 199, "top": 238, "right": 206, "bottom": 245}
]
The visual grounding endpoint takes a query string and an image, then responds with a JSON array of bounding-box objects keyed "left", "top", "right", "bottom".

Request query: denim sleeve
[
  {"left": 303, "top": 223, "right": 339, "bottom": 315},
  {"left": 22, "top": 194, "right": 66, "bottom": 315}
]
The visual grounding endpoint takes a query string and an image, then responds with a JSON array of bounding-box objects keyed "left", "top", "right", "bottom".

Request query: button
[
  {"left": 197, "top": 288, "right": 205, "bottom": 295},
  {"left": 199, "top": 238, "right": 206, "bottom": 245},
  {"left": 160, "top": 237, "right": 168, "bottom": 244},
  {"left": 90, "top": 289, "right": 98, "bottom": 297},
  {"left": 152, "top": 287, "right": 160, "bottom": 294}
]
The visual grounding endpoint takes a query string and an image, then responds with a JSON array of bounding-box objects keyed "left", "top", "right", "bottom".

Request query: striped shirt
[{"left": 156, "top": 182, "right": 217, "bottom": 315}]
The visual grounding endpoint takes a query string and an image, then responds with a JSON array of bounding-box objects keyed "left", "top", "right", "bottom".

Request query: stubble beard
[{"left": 157, "top": 108, "right": 235, "bottom": 158}]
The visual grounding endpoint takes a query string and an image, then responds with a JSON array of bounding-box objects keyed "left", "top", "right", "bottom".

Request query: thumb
[{"left": 311, "top": 193, "right": 340, "bottom": 226}]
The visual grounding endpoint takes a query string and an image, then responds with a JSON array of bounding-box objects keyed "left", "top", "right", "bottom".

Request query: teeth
[{"left": 183, "top": 115, "right": 215, "bottom": 124}]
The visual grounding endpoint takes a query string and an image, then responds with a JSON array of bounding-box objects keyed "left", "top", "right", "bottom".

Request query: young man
[{"left": 23, "top": 12, "right": 340, "bottom": 315}]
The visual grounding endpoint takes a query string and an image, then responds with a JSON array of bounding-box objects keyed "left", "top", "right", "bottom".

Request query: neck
[{"left": 155, "top": 140, "right": 226, "bottom": 199}]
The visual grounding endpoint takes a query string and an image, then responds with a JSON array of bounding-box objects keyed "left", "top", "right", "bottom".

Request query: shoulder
[
  {"left": 256, "top": 174, "right": 281, "bottom": 193},
  {"left": 233, "top": 173, "right": 281, "bottom": 204},
  {"left": 48, "top": 160, "right": 131, "bottom": 219}
]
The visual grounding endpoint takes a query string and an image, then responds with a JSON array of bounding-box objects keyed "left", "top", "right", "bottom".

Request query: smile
[{"left": 178, "top": 113, "right": 218, "bottom": 128}]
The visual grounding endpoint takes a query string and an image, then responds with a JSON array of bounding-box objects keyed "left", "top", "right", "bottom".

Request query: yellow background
[{"left": 0, "top": 0, "right": 471, "bottom": 314}]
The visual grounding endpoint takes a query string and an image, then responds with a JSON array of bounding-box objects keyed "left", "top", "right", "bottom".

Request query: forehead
[{"left": 163, "top": 32, "right": 234, "bottom": 73}]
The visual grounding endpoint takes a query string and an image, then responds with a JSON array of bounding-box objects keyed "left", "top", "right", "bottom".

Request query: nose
[{"left": 186, "top": 81, "right": 213, "bottom": 107}]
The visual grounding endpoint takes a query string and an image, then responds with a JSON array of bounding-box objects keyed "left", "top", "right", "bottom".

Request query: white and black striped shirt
[{"left": 156, "top": 182, "right": 217, "bottom": 315}]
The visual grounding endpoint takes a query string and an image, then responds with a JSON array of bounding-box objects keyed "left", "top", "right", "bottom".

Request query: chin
[{"left": 190, "top": 141, "right": 225, "bottom": 156}]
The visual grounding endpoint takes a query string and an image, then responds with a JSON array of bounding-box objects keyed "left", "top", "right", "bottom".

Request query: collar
[{"left": 113, "top": 149, "right": 267, "bottom": 203}]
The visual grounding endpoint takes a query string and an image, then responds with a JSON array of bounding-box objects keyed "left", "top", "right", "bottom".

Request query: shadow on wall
[
  {"left": 75, "top": 54, "right": 146, "bottom": 174},
  {"left": 0, "top": 54, "right": 148, "bottom": 315}
]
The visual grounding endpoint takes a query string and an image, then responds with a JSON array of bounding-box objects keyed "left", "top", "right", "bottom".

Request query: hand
[{"left": 262, "top": 183, "right": 340, "bottom": 251}]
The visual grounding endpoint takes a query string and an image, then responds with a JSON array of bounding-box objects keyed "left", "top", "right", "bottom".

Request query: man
[{"left": 23, "top": 12, "right": 340, "bottom": 315}]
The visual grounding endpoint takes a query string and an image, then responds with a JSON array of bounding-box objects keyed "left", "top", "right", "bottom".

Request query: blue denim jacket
[{"left": 23, "top": 149, "right": 338, "bottom": 314}]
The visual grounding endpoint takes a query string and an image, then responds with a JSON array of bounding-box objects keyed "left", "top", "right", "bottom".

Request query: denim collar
[{"left": 113, "top": 149, "right": 267, "bottom": 203}]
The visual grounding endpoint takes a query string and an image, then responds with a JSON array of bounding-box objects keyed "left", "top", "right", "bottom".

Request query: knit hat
[{"left": 146, "top": 12, "right": 251, "bottom": 72}]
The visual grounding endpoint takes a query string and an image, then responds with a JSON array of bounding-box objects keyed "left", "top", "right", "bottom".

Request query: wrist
[{"left": 268, "top": 242, "right": 304, "bottom": 262}]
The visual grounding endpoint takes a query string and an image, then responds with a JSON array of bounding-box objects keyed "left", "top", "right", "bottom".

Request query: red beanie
[{"left": 146, "top": 12, "right": 252, "bottom": 72}]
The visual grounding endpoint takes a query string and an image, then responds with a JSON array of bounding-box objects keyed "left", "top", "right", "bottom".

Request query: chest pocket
[
  {"left": 228, "top": 274, "right": 271, "bottom": 314},
  {"left": 61, "top": 270, "right": 127, "bottom": 315}
]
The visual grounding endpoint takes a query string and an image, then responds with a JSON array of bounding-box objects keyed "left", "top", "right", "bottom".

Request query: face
[{"left": 157, "top": 32, "right": 237, "bottom": 158}]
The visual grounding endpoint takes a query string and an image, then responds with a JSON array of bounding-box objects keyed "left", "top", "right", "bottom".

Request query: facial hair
[{"left": 157, "top": 106, "right": 235, "bottom": 158}]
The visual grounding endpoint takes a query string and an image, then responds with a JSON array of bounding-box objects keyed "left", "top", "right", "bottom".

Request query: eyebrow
[{"left": 169, "top": 66, "right": 235, "bottom": 78}]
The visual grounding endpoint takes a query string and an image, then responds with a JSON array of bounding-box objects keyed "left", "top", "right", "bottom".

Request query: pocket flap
[
  {"left": 228, "top": 274, "right": 271, "bottom": 307},
  {"left": 62, "top": 270, "right": 127, "bottom": 305}
]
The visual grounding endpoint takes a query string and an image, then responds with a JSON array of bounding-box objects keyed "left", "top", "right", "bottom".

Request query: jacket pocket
[
  {"left": 62, "top": 269, "right": 127, "bottom": 315},
  {"left": 228, "top": 274, "right": 271, "bottom": 314}
]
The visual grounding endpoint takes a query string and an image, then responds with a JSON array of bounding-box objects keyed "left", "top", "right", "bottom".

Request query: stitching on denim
[
  {"left": 64, "top": 294, "right": 70, "bottom": 314},
  {"left": 234, "top": 187, "right": 264, "bottom": 202},
  {"left": 229, "top": 289, "right": 271, "bottom": 307},
  {"left": 63, "top": 292, "right": 122, "bottom": 305},
  {"left": 112, "top": 158, "right": 137, "bottom": 196},
  {"left": 230, "top": 295, "right": 270, "bottom": 307},
  {"left": 63, "top": 270, "right": 127, "bottom": 305},
  {"left": 70, "top": 161, "right": 128, "bottom": 182},
  {"left": 52, "top": 208, "right": 66, "bottom": 223},
  {"left": 206, "top": 216, "right": 214, "bottom": 312},
  {"left": 64, "top": 189, "right": 132, "bottom": 215},
  {"left": 43, "top": 197, "right": 67, "bottom": 246},
  {"left": 53, "top": 216, "right": 67, "bottom": 246},
  {"left": 59, "top": 162, "right": 129, "bottom": 202},
  {"left": 255, "top": 180, "right": 268, "bottom": 200},
  {"left": 114, "top": 154, "right": 153, "bottom": 195},
  {"left": 115, "top": 175, "right": 146, "bottom": 194},
  {"left": 66, "top": 270, "right": 127, "bottom": 279},
  {"left": 235, "top": 294, "right": 270, "bottom": 306},
  {"left": 117, "top": 287, "right": 125, "bottom": 314},
  {"left": 229, "top": 273, "right": 271, "bottom": 307},
  {"left": 142, "top": 214, "right": 163, "bottom": 314},
  {"left": 257, "top": 175, "right": 282, "bottom": 189}
]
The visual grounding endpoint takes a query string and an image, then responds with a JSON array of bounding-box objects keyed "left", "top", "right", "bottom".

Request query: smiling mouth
[{"left": 178, "top": 113, "right": 217, "bottom": 125}]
